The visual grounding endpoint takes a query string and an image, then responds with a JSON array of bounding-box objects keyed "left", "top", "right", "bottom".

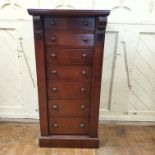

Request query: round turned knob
[
  {"left": 81, "top": 88, "right": 85, "bottom": 92},
  {"left": 83, "top": 20, "right": 88, "bottom": 26},
  {"left": 53, "top": 123, "right": 58, "bottom": 128},
  {"left": 52, "top": 87, "right": 57, "bottom": 92},
  {"left": 83, "top": 39, "right": 88, "bottom": 43},
  {"left": 80, "top": 123, "right": 85, "bottom": 128},
  {"left": 50, "top": 20, "right": 55, "bottom": 25},
  {"left": 51, "top": 53, "right": 56, "bottom": 58},
  {"left": 81, "top": 70, "right": 86, "bottom": 75},
  {"left": 51, "top": 70, "right": 57, "bottom": 74},
  {"left": 51, "top": 36, "right": 56, "bottom": 41},
  {"left": 52, "top": 104, "right": 58, "bottom": 110},
  {"left": 82, "top": 53, "right": 87, "bottom": 58},
  {"left": 80, "top": 105, "right": 85, "bottom": 109}
]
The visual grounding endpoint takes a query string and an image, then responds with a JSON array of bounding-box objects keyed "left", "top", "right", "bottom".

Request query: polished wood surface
[
  {"left": 28, "top": 9, "right": 110, "bottom": 148},
  {"left": 45, "top": 33, "right": 94, "bottom": 46},
  {"left": 46, "top": 48, "right": 93, "bottom": 65},
  {"left": 27, "top": 9, "right": 110, "bottom": 17},
  {"left": 48, "top": 100, "right": 90, "bottom": 117},
  {"left": 47, "top": 81, "right": 91, "bottom": 99},
  {"left": 44, "top": 17, "right": 95, "bottom": 31},
  {"left": 49, "top": 118, "right": 89, "bottom": 135},
  {"left": 33, "top": 16, "right": 48, "bottom": 136},
  {"left": 47, "top": 66, "right": 92, "bottom": 81},
  {"left": 0, "top": 122, "right": 154, "bottom": 155}
]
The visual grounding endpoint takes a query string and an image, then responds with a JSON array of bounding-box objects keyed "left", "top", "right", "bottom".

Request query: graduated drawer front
[
  {"left": 47, "top": 81, "right": 91, "bottom": 99},
  {"left": 45, "top": 33, "right": 94, "bottom": 46},
  {"left": 47, "top": 66, "right": 92, "bottom": 81},
  {"left": 44, "top": 17, "right": 95, "bottom": 31},
  {"left": 49, "top": 118, "right": 89, "bottom": 135},
  {"left": 48, "top": 100, "right": 90, "bottom": 117},
  {"left": 46, "top": 48, "right": 93, "bottom": 65}
]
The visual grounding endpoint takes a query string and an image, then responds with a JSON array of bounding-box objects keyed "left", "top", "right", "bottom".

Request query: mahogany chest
[{"left": 28, "top": 9, "right": 110, "bottom": 148}]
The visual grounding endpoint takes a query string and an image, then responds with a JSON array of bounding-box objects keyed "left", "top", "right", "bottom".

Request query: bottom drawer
[{"left": 49, "top": 118, "right": 89, "bottom": 135}]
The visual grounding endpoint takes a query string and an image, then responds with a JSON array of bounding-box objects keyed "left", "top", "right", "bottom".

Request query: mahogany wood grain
[
  {"left": 46, "top": 48, "right": 93, "bottom": 65},
  {"left": 39, "top": 135, "right": 99, "bottom": 148},
  {"left": 47, "top": 81, "right": 91, "bottom": 99},
  {"left": 46, "top": 66, "right": 92, "bottom": 81},
  {"left": 28, "top": 9, "right": 110, "bottom": 17},
  {"left": 45, "top": 33, "right": 94, "bottom": 46},
  {"left": 28, "top": 9, "right": 110, "bottom": 148},
  {"left": 48, "top": 99, "right": 90, "bottom": 117},
  {"left": 89, "top": 17, "right": 107, "bottom": 137},
  {"left": 49, "top": 118, "right": 89, "bottom": 135},
  {"left": 44, "top": 17, "right": 95, "bottom": 32},
  {"left": 33, "top": 16, "right": 49, "bottom": 136}
]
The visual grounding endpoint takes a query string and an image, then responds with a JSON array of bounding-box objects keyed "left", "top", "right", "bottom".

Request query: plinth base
[{"left": 39, "top": 135, "right": 99, "bottom": 148}]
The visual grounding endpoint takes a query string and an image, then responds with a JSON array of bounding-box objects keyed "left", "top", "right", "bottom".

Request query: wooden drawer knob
[
  {"left": 52, "top": 87, "right": 57, "bottom": 92},
  {"left": 51, "top": 53, "right": 56, "bottom": 57},
  {"left": 81, "top": 88, "right": 85, "bottom": 92},
  {"left": 50, "top": 36, "right": 56, "bottom": 41},
  {"left": 50, "top": 20, "right": 55, "bottom": 25},
  {"left": 80, "top": 105, "right": 85, "bottom": 109},
  {"left": 82, "top": 53, "right": 87, "bottom": 58},
  {"left": 51, "top": 70, "right": 57, "bottom": 74},
  {"left": 80, "top": 123, "right": 85, "bottom": 128},
  {"left": 83, "top": 20, "right": 88, "bottom": 26},
  {"left": 53, "top": 123, "right": 58, "bottom": 128},
  {"left": 83, "top": 39, "right": 88, "bottom": 43},
  {"left": 81, "top": 70, "right": 86, "bottom": 75},
  {"left": 52, "top": 104, "right": 58, "bottom": 110}
]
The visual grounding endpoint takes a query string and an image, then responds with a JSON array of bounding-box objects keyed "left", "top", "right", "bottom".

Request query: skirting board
[
  {"left": 0, "top": 112, "right": 155, "bottom": 123},
  {"left": 0, "top": 118, "right": 155, "bottom": 126},
  {"left": 99, "top": 113, "right": 155, "bottom": 122},
  {"left": 0, "top": 118, "right": 39, "bottom": 123}
]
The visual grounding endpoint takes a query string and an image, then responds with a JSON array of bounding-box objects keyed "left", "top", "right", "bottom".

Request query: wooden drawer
[
  {"left": 46, "top": 48, "right": 93, "bottom": 65},
  {"left": 49, "top": 118, "right": 89, "bottom": 135},
  {"left": 45, "top": 33, "right": 94, "bottom": 46},
  {"left": 44, "top": 17, "right": 95, "bottom": 31},
  {"left": 47, "top": 81, "right": 91, "bottom": 99},
  {"left": 48, "top": 100, "right": 90, "bottom": 117},
  {"left": 47, "top": 66, "right": 92, "bottom": 81}
]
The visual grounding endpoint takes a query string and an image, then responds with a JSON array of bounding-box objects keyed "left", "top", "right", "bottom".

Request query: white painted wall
[{"left": 0, "top": 0, "right": 155, "bottom": 121}]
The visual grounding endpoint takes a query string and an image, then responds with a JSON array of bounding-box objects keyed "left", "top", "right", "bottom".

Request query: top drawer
[{"left": 44, "top": 17, "right": 95, "bottom": 31}]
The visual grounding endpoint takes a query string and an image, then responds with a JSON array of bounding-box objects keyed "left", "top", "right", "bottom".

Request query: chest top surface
[{"left": 27, "top": 9, "right": 110, "bottom": 17}]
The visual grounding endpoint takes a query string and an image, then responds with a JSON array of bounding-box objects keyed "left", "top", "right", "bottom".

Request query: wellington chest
[{"left": 28, "top": 9, "right": 110, "bottom": 148}]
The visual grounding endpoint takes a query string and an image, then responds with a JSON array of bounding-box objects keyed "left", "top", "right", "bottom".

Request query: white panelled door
[{"left": 0, "top": 0, "right": 155, "bottom": 121}]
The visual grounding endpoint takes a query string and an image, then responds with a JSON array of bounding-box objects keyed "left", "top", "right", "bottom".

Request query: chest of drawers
[{"left": 28, "top": 9, "right": 110, "bottom": 148}]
